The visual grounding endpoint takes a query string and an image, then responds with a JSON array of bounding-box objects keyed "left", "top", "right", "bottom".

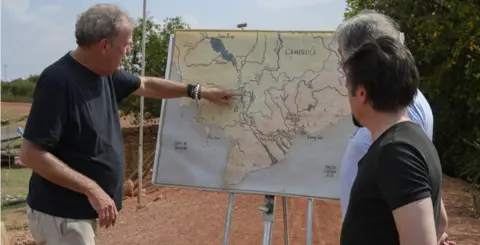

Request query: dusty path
[
  {"left": 92, "top": 177, "right": 479, "bottom": 245},
  {"left": 95, "top": 188, "right": 341, "bottom": 245},
  {"left": 90, "top": 126, "right": 480, "bottom": 245}
]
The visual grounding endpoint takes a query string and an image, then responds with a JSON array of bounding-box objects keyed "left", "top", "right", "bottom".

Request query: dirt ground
[
  {"left": 0, "top": 102, "right": 31, "bottom": 116},
  {"left": 0, "top": 102, "right": 31, "bottom": 128},
  {"left": 2, "top": 111, "right": 479, "bottom": 244},
  {"left": 0, "top": 102, "right": 150, "bottom": 129},
  {"left": 94, "top": 127, "right": 480, "bottom": 245}
]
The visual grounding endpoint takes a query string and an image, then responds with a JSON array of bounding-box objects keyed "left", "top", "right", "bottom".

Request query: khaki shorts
[{"left": 27, "top": 205, "right": 98, "bottom": 245}]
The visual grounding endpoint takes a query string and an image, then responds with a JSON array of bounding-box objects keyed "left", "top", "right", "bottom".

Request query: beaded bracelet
[
  {"left": 187, "top": 83, "right": 202, "bottom": 100},
  {"left": 195, "top": 84, "right": 201, "bottom": 100}
]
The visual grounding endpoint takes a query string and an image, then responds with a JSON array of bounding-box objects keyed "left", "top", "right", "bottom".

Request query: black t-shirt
[
  {"left": 340, "top": 121, "right": 442, "bottom": 245},
  {"left": 24, "top": 52, "right": 141, "bottom": 219}
]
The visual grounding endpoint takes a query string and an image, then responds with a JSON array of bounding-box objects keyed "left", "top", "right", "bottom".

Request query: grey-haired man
[{"left": 20, "top": 4, "right": 240, "bottom": 244}]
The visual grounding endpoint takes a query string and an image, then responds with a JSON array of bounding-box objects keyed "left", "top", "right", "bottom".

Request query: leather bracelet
[{"left": 187, "top": 84, "right": 196, "bottom": 99}]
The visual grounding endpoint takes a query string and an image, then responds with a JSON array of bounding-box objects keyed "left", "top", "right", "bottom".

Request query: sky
[{"left": 1, "top": 0, "right": 347, "bottom": 80}]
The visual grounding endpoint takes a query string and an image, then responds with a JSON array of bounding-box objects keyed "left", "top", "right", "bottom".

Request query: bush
[{"left": 1, "top": 75, "right": 38, "bottom": 103}]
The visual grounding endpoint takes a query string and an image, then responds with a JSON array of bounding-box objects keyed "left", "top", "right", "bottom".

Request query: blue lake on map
[{"left": 209, "top": 37, "right": 237, "bottom": 66}]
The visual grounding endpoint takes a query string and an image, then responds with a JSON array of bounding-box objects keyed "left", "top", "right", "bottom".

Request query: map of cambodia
[{"left": 161, "top": 30, "right": 350, "bottom": 188}]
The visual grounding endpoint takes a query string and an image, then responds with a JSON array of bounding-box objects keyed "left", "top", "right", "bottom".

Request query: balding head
[{"left": 75, "top": 4, "right": 134, "bottom": 47}]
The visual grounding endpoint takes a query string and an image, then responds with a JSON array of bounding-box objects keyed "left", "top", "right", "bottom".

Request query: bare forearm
[
  {"left": 393, "top": 198, "right": 438, "bottom": 245},
  {"left": 437, "top": 200, "right": 448, "bottom": 238},
  {"left": 136, "top": 76, "right": 188, "bottom": 99},
  {"left": 20, "top": 140, "right": 98, "bottom": 195}
]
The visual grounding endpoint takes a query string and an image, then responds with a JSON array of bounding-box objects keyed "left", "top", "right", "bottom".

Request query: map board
[{"left": 151, "top": 30, "right": 356, "bottom": 199}]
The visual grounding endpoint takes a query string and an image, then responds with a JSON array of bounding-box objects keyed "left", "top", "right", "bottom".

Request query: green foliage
[
  {"left": 118, "top": 16, "right": 189, "bottom": 121},
  {"left": 1, "top": 75, "right": 39, "bottom": 102},
  {"left": 345, "top": 1, "right": 480, "bottom": 182},
  {"left": 461, "top": 138, "right": 480, "bottom": 217}
]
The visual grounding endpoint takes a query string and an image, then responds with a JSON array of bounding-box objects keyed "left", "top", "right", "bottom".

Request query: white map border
[{"left": 151, "top": 30, "right": 357, "bottom": 200}]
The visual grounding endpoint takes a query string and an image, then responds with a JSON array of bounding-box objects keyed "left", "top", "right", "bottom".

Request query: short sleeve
[
  {"left": 111, "top": 69, "right": 141, "bottom": 103},
  {"left": 377, "top": 142, "right": 431, "bottom": 211},
  {"left": 23, "top": 72, "right": 68, "bottom": 152}
]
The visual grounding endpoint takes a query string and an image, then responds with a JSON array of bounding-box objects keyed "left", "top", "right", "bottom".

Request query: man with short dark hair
[
  {"left": 336, "top": 10, "right": 454, "bottom": 245},
  {"left": 336, "top": 11, "right": 444, "bottom": 245},
  {"left": 20, "top": 4, "right": 240, "bottom": 244}
]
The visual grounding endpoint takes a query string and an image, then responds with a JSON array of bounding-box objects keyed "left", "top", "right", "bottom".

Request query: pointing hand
[{"left": 201, "top": 86, "right": 242, "bottom": 106}]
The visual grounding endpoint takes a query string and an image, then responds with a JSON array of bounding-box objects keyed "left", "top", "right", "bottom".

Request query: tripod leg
[
  {"left": 306, "top": 198, "right": 313, "bottom": 245},
  {"left": 223, "top": 193, "right": 235, "bottom": 245},
  {"left": 282, "top": 196, "right": 289, "bottom": 245},
  {"left": 259, "top": 195, "right": 276, "bottom": 245}
]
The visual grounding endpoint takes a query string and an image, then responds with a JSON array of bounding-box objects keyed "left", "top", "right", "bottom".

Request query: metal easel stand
[
  {"left": 282, "top": 196, "right": 290, "bottom": 245},
  {"left": 258, "top": 195, "right": 276, "bottom": 245},
  {"left": 223, "top": 193, "right": 291, "bottom": 245},
  {"left": 223, "top": 193, "right": 235, "bottom": 245},
  {"left": 306, "top": 198, "right": 314, "bottom": 245},
  {"left": 257, "top": 195, "right": 292, "bottom": 245}
]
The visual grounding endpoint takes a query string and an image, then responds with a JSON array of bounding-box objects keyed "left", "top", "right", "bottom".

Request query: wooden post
[{"left": 1, "top": 221, "right": 11, "bottom": 245}]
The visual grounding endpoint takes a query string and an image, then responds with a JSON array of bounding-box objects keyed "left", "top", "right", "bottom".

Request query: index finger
[
  {"left": 229, "top": 90, "right": 243, "bottom": 96},
  {"left": 112, "top": 202, "right": 118, "bottom": 225},
  {"left": 106, "top": 205, "right": 115, "bottom": 228}
]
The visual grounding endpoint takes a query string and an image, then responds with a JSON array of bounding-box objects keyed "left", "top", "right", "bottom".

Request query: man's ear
[
  {"left": 99, "top": 39, "right": 109, "bottom": 54},
  {"left": 357, "top": 85, "right": 368, "bottom": 105}
]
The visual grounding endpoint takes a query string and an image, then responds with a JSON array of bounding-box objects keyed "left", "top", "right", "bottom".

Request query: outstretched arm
[
  {"left": 134, "top": 76, "right": 188, "bottom": 99},
  {"left": 111, "top": 70, "right": 242, "bottom": 106},
  {"left": 136, "top": 76, "right": 242, "bottom": 105}
]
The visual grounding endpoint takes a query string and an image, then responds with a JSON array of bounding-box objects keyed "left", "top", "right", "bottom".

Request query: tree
[
  {"left": 344, "top": 1, "right": 480, "bottom": 183},
  {"left": 119, "top": 16, "right": 190, "bottom": 122},
  {"left": 1, "top": 75, "right": 39, "bottom": 102}
]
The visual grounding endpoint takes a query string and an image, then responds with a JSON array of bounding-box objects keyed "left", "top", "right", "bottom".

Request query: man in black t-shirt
[
  {"left": 19, "top": 4, "right": 240, "bottom": 245},
  {"left": 335, "top": 11, "right": 444, "bottom": 245}
]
